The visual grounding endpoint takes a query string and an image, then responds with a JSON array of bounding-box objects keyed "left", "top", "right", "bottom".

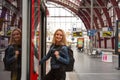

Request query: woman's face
[
  {"left": 12, "top": 30, "right": 21, "bottom": 42},
  {"left": 55, "top": 31, "right": 63, "bottom": 43}
]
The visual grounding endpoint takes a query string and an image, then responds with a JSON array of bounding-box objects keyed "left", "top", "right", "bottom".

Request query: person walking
[{"left": 39, "top": 29, "right": 69, "bottom": 80}]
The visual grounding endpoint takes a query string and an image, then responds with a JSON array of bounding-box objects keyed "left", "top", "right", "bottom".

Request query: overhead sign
[
  {"left": 72, "top": 32, "right": 82, "bottom": 37},
  {"left": 87, "top": 29, "right": 97, "bottom": 36},
  {"left": 102, "top": 31, "right": 113, "bottom": 37},
  {"left": 102, "top": 27, "right": 113, "bottom": 31},
  {"left": 73, "top": 28, "right": 76, "bottom": 31},
  {"left": 108, "top": 27, "right": 113, "bottom": 31}
]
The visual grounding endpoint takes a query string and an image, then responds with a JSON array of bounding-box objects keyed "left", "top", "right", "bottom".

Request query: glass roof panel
[{"left": 46, "top": 2, "right": 86, "bottom": 41}]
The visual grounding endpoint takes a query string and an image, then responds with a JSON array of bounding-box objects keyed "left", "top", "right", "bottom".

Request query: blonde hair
[
  {"left": 52, "top": 29, "right": 67, "bottom": 45},
  {"left": 9, "top": 28, "right": 22, "bottom": 45}
]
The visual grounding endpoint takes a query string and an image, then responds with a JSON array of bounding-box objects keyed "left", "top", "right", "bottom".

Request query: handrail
[{"left": 93, "top": 48, "right": 115, "bottom": 52}]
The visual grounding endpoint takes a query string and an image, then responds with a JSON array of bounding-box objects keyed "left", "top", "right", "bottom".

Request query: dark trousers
[
  {"left": 11, "top": 68, "right": 21, "bottom": 80},
  {"left": 43, "top": 68, "right": 66, "bottom": 80}
]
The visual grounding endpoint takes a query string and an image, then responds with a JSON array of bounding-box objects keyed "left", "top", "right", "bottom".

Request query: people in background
[
  {"left": 96, "top": 48, "right": 102, "bottom": 56},
  {"left": 39, "top": 29, "right": 69, "bottom": 80}
]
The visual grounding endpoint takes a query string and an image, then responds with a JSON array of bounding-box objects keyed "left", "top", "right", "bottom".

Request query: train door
[
  {"left": 40, "top": 2, "right": 47, "bottom": 79},
  {"left": 22, "top": 0, "right": 47, "bottom": 80}
]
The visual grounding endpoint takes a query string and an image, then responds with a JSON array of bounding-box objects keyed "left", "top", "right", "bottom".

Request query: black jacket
[{"left": 6, "top": 44, "right": 21, "bottom": 69}]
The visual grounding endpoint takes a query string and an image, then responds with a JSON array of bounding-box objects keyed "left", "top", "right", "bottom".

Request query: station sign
[
  {"left": 102, "top": 31, "right": 113, "bottom": 37},
  {"left": 73, "top": 28, "right": 76, "bottom": 31},
  {"left": 72, "top": 32, "right": 82, "bottom": 37},
  {"left": 87, "top": 29, "right": 97, "bottom": 36},
  {"left": 102, "top": 27, "right": 113, "bottom": 31}
]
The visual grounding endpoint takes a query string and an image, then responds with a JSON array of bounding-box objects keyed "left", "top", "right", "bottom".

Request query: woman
[
  {"left": 39, "top": 29, "right": 69, "bottom": 80},
  {"left": 6, "top": 28, "right": 22, "bottom": 80}
]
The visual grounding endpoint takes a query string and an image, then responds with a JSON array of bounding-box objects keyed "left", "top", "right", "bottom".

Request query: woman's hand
[
  {"left": 54, "top": 51, "right": 60, "bottom": 59},
  {"left": 15, "top": 50, "right": 20, "bottom": 58}
]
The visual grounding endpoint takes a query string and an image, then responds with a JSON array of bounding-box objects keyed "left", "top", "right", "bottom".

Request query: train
[{"left": 22, "top": 0, "right": 47, "bottom": 80}]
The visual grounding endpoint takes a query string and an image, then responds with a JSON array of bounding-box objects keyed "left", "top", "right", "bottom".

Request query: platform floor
[
  {"left": 66, "top": 46, "right": 120, "bottom": 80},
  {"left": 0, "top": 61, "right": 11, "bottom": 80},
  {"left": 0, "top": 45, "right": 120, "bottom": 80}
]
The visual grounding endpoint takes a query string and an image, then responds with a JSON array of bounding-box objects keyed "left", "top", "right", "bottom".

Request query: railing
[{"left": 93, "top": 48, "right": 115, "bottom": 52}]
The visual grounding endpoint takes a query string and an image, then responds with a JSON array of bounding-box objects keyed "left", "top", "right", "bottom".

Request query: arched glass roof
[
  {"left": 46, "top": 2, "right": 88, "bottom": 42},
  {"left": 46, "top": 2, "right": 86, "bottom": 33}
]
